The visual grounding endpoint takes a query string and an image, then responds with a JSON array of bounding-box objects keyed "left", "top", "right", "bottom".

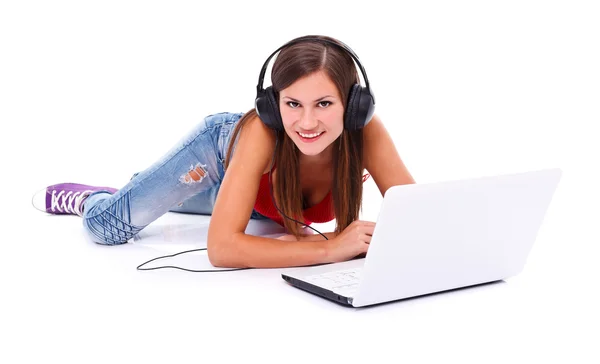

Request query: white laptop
[{"left": 281, "top": 168, "right": 563, "bottom": 307}]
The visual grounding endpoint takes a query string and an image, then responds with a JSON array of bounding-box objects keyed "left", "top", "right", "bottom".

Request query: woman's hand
[
  {"left": 275, "top": 234, "right": 298, "bottom": 242},
  {"left": 325, "top": 220, "right": 375, "bottom": 263}
]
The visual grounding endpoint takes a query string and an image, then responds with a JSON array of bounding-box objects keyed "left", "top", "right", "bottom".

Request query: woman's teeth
[{"left": 298, "top": 131, "right": 323, "bottom": 139}]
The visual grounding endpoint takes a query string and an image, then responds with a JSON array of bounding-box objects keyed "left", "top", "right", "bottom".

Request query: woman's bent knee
[{"left": 82, "top": 215, "right": 140, "bottom": 246}]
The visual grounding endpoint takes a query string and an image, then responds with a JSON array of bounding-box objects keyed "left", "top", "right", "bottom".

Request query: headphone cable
[
  {"left": 136, "top": 132, "right": 327, "bottom": 272},
  {"left": 136, "top": 247, "right": 249, "bottom": 272},
  {"left": 267, "top": 134, "right": 328, "bottom": 240}
]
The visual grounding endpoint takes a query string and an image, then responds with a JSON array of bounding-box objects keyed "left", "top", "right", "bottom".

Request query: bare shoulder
[
  {"left": 362, "top": 113, "right": 416, "bottom": 196},
  {"left": 208, "top": 113, "right": 276, "bottom": 242},
  {"left": 234, "top": 114, "right": 277, "bottom": 172}
]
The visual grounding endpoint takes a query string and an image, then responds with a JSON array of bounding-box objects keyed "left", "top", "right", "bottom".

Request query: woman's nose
[{"left": 299, "top": 110, "right": 318, "bottom": 130}]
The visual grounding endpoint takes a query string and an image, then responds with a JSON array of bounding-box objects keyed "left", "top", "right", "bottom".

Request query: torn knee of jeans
[{"left": 180, "top": 163, "right": 208, "bottom": 184}]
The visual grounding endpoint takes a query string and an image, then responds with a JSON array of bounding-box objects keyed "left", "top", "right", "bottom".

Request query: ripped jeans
[{"left": 81, "top": 112, "right": 268, "bottom": 245}]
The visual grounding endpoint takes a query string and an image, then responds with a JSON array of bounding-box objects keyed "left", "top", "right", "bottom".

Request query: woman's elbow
[
  {"left": 207, "top": 234, "right": 245, "bottom": 268},
  {"left": 207, "top": 238, "right": 228, "bottom": 267}
]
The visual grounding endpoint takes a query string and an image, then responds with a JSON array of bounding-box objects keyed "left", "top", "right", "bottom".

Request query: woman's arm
[
  {"left": 207, "top": 115, "right": 334, "bottom": 268},
  {"left": 362, "top": 114, "right": 416, "bottom": 197},
  {"left": 276, "top": 232, "right": 338, "bottom": 242},
  {"left": 213, "top": 233, "right": 329, "bottom": 268}
]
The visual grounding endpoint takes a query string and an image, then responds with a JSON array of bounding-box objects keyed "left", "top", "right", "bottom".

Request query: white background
[{"left": 1, "top": 1, "right": 599, "bottom": 363}]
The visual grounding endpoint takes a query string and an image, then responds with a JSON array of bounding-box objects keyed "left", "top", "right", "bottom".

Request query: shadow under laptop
[
  {"left": 288, "top": 279, "right": 508, "bottom": 310},
  {"left": 341, "top": 280, "right": 509, "bottom": 310}
]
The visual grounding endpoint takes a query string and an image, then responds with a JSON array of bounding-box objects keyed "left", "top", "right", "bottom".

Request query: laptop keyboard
[{"left": 304, "top": 268, "right": 363, "bottom": 295}]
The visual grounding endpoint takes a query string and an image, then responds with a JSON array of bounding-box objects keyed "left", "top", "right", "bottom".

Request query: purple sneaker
[{"left": 32, "top": 183, "right": 118, "bottom": 216}]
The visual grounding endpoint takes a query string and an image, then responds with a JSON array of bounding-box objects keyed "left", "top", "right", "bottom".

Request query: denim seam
[
  {"left": 218, "top": 120, "right": 237, "bottom": 164},
  {"left": 94, "top": 206, "right": 141, "bottom": 233},
  {"left": 87, "top": 217, "right": 129, "bottom": 244}
]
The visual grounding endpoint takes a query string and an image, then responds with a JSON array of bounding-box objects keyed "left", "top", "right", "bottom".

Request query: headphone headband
[
  {"left": 255, "top": 35, "right": 376, "bottom": 133},
  {"left": 256, "top": 36, "right": 371, "bottom": 95}
]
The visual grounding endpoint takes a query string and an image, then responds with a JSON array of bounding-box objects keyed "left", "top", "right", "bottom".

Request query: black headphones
[
  {"left": 136, "top": 36, "right": 375, "bottom": 273},
  {"left": 255, "top": 35, "right": 376, "bottom": 132}
]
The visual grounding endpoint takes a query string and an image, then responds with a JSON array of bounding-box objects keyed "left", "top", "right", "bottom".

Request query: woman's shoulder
[
  {"left": 248, "top": 114, "right": 278, "bottom": 175},
  {"left": 231, "top": 112, "right": 277, "bottom": 175}
]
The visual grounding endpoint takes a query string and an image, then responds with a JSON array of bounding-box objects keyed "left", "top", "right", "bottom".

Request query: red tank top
[{"left": 253, "top": 164, "right": 371, "bottom": 227}]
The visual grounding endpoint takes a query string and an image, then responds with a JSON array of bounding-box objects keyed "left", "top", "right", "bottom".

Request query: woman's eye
[{"left": 286, "top": 101, "right": 331, "bottom": 108}]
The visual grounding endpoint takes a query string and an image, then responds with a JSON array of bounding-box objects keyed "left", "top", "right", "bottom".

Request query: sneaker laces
[{"left": 51, "top": 190, "right": 93, "bottom": 216}]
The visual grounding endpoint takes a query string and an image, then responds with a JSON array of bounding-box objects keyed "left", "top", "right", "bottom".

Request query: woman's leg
[
  {"left": 166, "top": 112, "right": 270, "bottom": 221},
  {"left": 31, "top": 111, "right": 270, "bottom": 243},
  {"left": 79, "top": 112, "right": 243, "bottom": 245}
]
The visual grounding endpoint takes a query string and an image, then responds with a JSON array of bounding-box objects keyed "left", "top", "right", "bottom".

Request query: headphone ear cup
[
  {"left": 344, "top": 84, "right": 360, "bottom": 131},
  {"left": 266, "top": 87, "right": 283, "bottom": 131},
  {"left": 344, "top": 84, "right": 375, "bottom": 131},
  {"left": 255, "top": 86, "right": 284, "bottom": 132}
]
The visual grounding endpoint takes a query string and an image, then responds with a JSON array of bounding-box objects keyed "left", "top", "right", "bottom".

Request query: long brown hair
[{"left": 224, "top": 35, "right": 366, "bottom": 238}]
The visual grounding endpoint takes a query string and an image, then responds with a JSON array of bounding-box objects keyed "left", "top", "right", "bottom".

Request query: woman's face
[{"left": 278, "top": 70, "right": 344, "bottom": 159}]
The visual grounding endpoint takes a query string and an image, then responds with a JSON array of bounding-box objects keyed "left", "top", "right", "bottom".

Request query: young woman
[{"left": 32, "top": 35, "right": 415, "bottom": 268}]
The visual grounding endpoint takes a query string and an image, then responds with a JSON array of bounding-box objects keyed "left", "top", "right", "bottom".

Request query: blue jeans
[{"left": 82, "top": 112, "right": 268, "bottom": 245}]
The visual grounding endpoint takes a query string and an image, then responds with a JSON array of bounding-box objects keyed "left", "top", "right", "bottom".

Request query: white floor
[
  {"left": 3, "top": 2, "right": 600, "bottom": 362},
  {"left": 5, "top": 170, "right": 598, "bottom": 364}
]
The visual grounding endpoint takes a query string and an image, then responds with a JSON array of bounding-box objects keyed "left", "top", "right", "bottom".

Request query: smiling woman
[
  {"left": 278, "top": 71, "right": 344, "bottom": 155},
  {"left": 223, "top": 37, "right": 371, "bottom": 241},
  {"left": 32, "top": 35, "right": 416, "bottom": 269}
]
